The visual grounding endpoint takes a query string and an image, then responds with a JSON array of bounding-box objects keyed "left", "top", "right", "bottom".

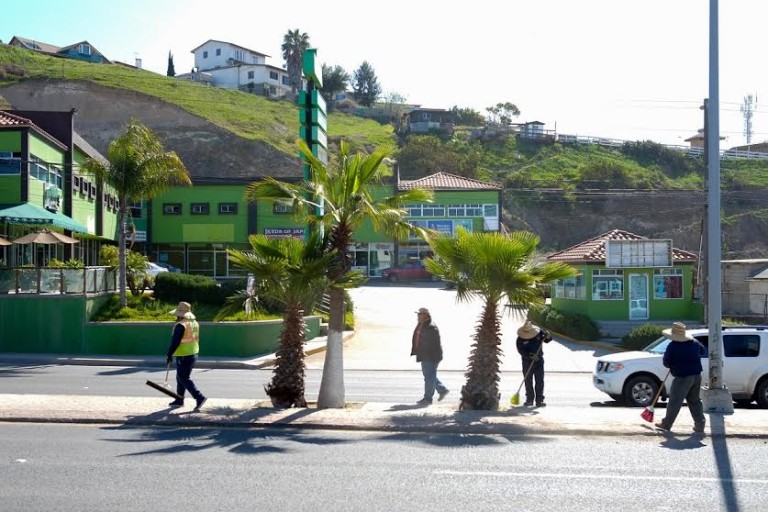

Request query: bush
[
  {"left": 153, "top": 272, "right": 227, "bottom": 305},
  {"left": 528, "top": 304, "right": 600, "bottom": 341},
  {"left": 621, "top": 324, "right": 665, "bottom": 351}
]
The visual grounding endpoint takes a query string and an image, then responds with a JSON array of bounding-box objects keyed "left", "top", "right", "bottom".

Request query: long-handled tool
[
  {"left": 641, "top": 370, "right": 670, "bottom": 423},
  {"left": 145, "top": 362, "right": 183, "bottom": 400},
  {"left": 510, "top": 344, "right": 544, "bottom": 406}
]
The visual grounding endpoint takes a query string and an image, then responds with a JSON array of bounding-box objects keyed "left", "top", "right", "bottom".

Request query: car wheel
[
  {"left": 756, "top": 378, "right": 768, "bottom": 409},
  {"left": 623, "top": 375, "right": 658, "bottom": 408},
  {"left": 387, "top": 274, "right": 398, "bottom": 282}
]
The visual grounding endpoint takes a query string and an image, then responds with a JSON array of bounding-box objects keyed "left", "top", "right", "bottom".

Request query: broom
[
  {"left": 640, "top": 370, "right": 670, "bottom": 423},
  {"left": 146, "top": 361, "right": 183, "bottom": 401},
  {"left": 510, "top": 344, "right": 543, "bottom": 406}
]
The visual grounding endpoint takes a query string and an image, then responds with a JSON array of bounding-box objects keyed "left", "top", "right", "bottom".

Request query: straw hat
[
  {"left": 169, "top": 301, "right": 193, "bottom": 318},
  {"left": 517, "top": 320, "right": 540, "bottom": 340},
  {"left": 415, "top": 307, "right": 430, "bottom": 315},
  {"left": 663, "top": 322, "right": 693, "bottom": 342}
]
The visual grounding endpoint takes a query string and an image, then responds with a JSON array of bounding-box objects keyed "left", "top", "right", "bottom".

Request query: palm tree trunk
[
  {"left": 460, "top": 299, "right": 502, "bottom": 410},
  {"left": 316, "top": 286, "right": 346, "bottom": 408},
  {"left": 117, "top": 205, "right": 127, "bottom": 307},
  {"left": 265, "top": 305, "right": 308, "bottom": 408}
]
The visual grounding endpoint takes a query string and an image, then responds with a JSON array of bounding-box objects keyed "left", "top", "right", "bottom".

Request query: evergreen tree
[
  {"left": 166, "top": 51, "right": 176, "bottom": 77},
  {"left": 351, "top": 61, "right": 381, "bottom": 107}
]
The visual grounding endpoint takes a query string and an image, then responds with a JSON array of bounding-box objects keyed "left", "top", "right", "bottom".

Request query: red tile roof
[
  {"left": 399, "top": 172, "right": 502, "bottom": 191},
  {"left": 0, "top": 111, "right": 68, "bottom": 150},
  {"left": 546, "top": 229, "right": 697, "bottom": 263}
]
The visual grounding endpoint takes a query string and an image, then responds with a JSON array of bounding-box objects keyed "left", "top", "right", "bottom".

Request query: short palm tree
[
  {"left": 424, "top": 229, "right": 576, "bottom": 410},
  {"left": 81, "top": 120, "right": 190, "bottom": 307},
  {"left": 217, "top": 232, "right": 362, "bottom": 408},
  {"left": 282, "top": 29, "right": 310, "bottom": 94},
  {"left": 245, "top": 140, "right": 433, "bottom": 408}
]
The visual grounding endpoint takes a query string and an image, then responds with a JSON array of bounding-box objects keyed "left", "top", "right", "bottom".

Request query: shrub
[
  {"left": 621, "top": 324, "right": 665, "bottom": 351},
  {"left": 528, "top": 304, "right": 600, "bottom": 341},
  {"left": 153, "top": 272, "right": 227, "bottom": 305}
]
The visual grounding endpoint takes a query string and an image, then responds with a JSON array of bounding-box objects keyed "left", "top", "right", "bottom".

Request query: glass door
[{"left": 629, "top": 273, "right": 649, "bottom": 320}]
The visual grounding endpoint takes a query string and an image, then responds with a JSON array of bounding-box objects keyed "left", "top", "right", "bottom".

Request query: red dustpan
[{"left": 640, "top": 370, "right": 670, "bottom": 423}]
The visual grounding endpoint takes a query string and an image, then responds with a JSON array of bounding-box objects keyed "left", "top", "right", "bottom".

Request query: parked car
[
  {"left": 593, "top": 325, "right": 768, "bottom": 408},
  {"left": 155, "top": 262, "right": 182, "bottom": 273},
  {"left": 145, "top": 262, "right": 169, "bottom": 279},
  {"left": 381, "top": 261, "right": 437, "bottom": 282}
]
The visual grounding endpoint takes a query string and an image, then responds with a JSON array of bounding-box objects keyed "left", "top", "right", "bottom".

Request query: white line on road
[{"left": 436, "top": 470, "right": 768, "bottom": 484}]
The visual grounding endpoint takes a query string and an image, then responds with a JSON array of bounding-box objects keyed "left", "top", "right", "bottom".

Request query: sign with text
[{"left": 264, "top": 227, "right": 305, "bottom": 239}]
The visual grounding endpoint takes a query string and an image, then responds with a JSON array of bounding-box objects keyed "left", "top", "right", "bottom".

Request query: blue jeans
[
  {"left": 421, "top": 361, "right": 448, "bottom": 401},
  {"left": 175, "top": 354, "right": 204, "bottom": 401},
  {"left": 660, "top": 374, "right": 705, "bottom": 429}
]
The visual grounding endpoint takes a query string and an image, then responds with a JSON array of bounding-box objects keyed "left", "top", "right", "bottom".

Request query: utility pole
[{"left": 702, "top": 0, "right": 733, "bottom": 414}]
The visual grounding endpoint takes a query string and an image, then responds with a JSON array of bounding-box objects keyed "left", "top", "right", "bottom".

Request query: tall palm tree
[
  {"left": 424, "top": 229, "right": 577, "bottom": 410},
  {"left": 81, "top": 120, "right": 191, "bottom": 307},
  {"left": 217, "top": 232, "right": 362, "bottom": 407},
  {"left": 245, "top": 140, "right": 434, "bottom": 408},
  {"left": 281, "top": 29, "right": 310, "bottom": 94}
]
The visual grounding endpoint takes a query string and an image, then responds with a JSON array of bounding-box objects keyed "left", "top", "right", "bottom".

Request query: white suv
[{"left": 593, "top": 326, "right": 768, "bottom": 408}]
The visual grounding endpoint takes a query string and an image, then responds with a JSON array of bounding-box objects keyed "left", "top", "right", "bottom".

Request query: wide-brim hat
[
  {"left": 517, "top": 320, "right": 540, "bottom": 340},
  {"left": 663, "top": 322, "right": 693, "bottom": 342},
  {"left": 415, "top": 307, "right": 430, "bottom": 315},
  {"left": 169, "top": 301, "right": 193, "bottom": 318}
]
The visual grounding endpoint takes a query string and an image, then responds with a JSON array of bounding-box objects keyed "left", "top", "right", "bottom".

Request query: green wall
[
  {"left": 0, "top": 131, "right": 21, "bottom": 152},
  {"left": 0, "top": 175, "right": 20, "bottom": 203},
  {"left": 0, "top": 294, "right": 320, "bottom": 357}
]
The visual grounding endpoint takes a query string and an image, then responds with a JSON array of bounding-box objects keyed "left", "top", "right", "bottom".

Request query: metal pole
[{"left": 702, "top": 0, "right": 733, "bottom": 414}]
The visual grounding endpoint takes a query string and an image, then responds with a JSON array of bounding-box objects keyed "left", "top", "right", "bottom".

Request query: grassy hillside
[{"left": 0, "top": 45, "right": 395, "bottom": 155}]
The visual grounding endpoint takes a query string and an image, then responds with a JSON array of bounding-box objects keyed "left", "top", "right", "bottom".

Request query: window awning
[{"left": 0, "top": 203, "right": 88, "bottom": 234}]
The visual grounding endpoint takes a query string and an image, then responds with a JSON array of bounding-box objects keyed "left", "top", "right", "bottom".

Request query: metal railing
[{"left": 0, "top": 266, "right": 117, "bottom": 295}]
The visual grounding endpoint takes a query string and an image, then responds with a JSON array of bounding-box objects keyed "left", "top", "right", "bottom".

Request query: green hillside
[{"left": 0, "top": 44, "right": 395, "bottom": 155}]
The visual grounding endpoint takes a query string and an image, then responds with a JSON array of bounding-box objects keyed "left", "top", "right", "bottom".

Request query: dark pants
[
  {"left": 660, "top": 374, "right": 705, "bottom": 430},
  {"left": 175, "top": 354, "right": 204, "bottom": 401},
  {"left": 521, "top": 358, "right": 545, "bottom": 404}
]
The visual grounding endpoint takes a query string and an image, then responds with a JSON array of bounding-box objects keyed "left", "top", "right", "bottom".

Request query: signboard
[
  {"left": 606, "top": 239, "right": 672, "bottom": 268},
  {"left": 264, "top": 227, "right": 305, "bottom": 239},
  {"left": 302, "top": 48, "right": 323, "bottom": 88}
]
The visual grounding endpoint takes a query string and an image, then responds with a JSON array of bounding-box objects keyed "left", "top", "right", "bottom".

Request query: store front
[{"left": 347, "top": 242, "right": 395, "bottom": 277}]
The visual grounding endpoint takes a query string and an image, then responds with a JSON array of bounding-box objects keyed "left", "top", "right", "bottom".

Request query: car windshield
[{"left": 644, "top": 336, "right": 672, "bottom": 354}]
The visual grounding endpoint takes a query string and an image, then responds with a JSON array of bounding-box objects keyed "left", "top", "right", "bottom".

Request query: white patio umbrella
[
  {"left": 0, "top": 236, "right": 11, "bottom": 247},
  {"left": 12, "top": 229, "right": 79, "bottom": 245}
]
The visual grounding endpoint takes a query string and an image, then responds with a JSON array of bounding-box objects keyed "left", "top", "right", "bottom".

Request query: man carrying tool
[
  {"left": 516, "top": 320, "right": 552, "bottom": 407},
  {"left": 166, "top": 301, "right": 207, "bottom": 410}
]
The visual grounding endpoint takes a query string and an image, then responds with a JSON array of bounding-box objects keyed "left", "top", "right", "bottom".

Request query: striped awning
[{"left": 0, "top": 203, "right": 88, "bottom": 234}]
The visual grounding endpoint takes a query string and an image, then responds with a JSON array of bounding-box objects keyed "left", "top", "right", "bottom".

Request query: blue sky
[{"left": 3, "top": 0, "right": 768, "bottom": 147}]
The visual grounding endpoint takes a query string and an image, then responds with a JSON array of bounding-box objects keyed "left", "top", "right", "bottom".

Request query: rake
[
  {"left": 510, "top": 344, "right": 543, "bottom": 406},
  {"left": 640, "top": 370, "right": 670, "bottom": 423},
  {"left": 145, "top": 362, "right": 183, "bottom": 401}
]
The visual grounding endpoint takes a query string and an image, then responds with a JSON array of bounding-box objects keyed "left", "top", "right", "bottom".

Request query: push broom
[
  {"left": 145, "top": 361, "right": 183, "bottom": 401},
  {"left": 510, "top": 344, "right": 543, "bottom": 406},
  {"left": 640, "top": 370, "right": 670, "bottom": 423}
]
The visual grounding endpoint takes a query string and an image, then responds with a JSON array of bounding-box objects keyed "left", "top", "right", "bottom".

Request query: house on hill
[
  {"left": 8, "top": 36, "right": 110, "bottom": 64},
  {"left": 546, "top": 229, "right": 703, "bottom": 327}
]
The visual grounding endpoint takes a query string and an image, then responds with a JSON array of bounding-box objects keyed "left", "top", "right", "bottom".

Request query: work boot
[
  {"left": 194, "top": 397, "right": 208, "bottom": 411},
  {"left": 523, "top": 401, "right": 533, "bottom": 407},
  {"left": 536, "top": 401, "right": 547, "bottom": 407},
  {"left": 168, "top": 399, "right": 184, "bottom": 407},
  {"left": 693, "top": 421, "right": 706, "bottom": 433},
  {"left": 438, "top": 390, "right": 450, "bottom": 401},
  {"left": 654, "top": 421, "right": 670, "bottom": 431},
  {"left": 416, "top": 398, "right": 432, "bottom": 406}
]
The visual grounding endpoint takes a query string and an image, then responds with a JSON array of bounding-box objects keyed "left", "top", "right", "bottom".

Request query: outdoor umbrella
[
  {"left": 0, "top": 236, "right": 11, "bottom": 246},
  {"left": 12, "top": 229, "right": 79, "bottom": 245}
]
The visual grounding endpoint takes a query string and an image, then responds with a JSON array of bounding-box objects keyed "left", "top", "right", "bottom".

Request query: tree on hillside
[
  {"left": 245, "top": 140, "right": 434, "bottom": 409},
  {"left": 282, "top": 29, "right": 310, "bottom": 94},
  {"left": 381, "top": 91, "right": 409, "bottom": 123},
  {"left": 486, "top": 102, "right": 521, "bottom": 128},
  {"left": 166, "top": 51, "right": 176, "bottom": 77},
  {"left": 81, "top": 120, "right": 191, "bottom": 307},
  {"left": 320, "top": 64, "right": 350, "bottom": 105},
  {"left": 450, "top": 105, "right": 485, "bottom": 126},
  {"left": 425, "top": 229, "right": 576, "bottom": 410},
  {"left": 351, "top": 61, "right": 381, "bottom": 107},
  {"left": 396, "top": 135, "right": 481, "bottom": 179}
]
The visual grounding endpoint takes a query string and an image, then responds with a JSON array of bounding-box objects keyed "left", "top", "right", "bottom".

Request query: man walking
[
  {"left": 166, "top": 301, "right": 207, "bottom": 411},
  {"left": 411, "top": 307, "right": 449, "bottom": 405},
  {"left": 655, "top": 322, "right": 707, "bottom": 433}
]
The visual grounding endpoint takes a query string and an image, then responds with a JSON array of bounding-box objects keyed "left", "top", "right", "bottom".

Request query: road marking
[{"left": 436, "top": 470, "right": 768, "bottom": 484}]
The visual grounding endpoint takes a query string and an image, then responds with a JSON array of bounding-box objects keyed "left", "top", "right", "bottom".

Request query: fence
[{"left": 0, "top": 266, "right": 117, "bottom": 295}]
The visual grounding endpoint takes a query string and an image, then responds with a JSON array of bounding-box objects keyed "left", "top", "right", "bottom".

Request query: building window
[
  {"left": 273, "top": 202, "right": 294, "bottom": 214},
  {"left": 219, "top": 203, "right": 238, "bottom": 214},
  {"left": 0, "top": 157, "right": 21, "bottom": 175},
  {"left": 128, "top": 201, "right": 143, "bottom": 219},
  {"left": 282, "top": 76, "right": 290, "bottom": 85},
  {"left": 269, "top": 71, "right": 278, "bottom": 80},
  {"left": 203, "top": 51, "right": 208, "bottom": 58},
  {"left": 163, "top": 203, "right": 181, "bottom": 215},
  {"left": 191, "top": 203, "right": 210, "bottom": 215},
  {"left": 465, "top": 204, "right": 483, "bottom": 216},
  {"left": 247, "top": 70, "right": 254, "bottom": 79},
  {"left": 72, "top": 175, "right": 81, "bottom": 190},
  {"left": 653, "top": 268, "right": 684, "bottom": 299},
  {"left": 422, "top": 205, "right": 445, "bottom": 217},
  {"left": 592, "top": 269, "right": 624, "bottom": 300},
  {"left": 554, "top": 273, "right": 586, "bottom": 299},
  {"left": 406, "top": 204, "right": 423, "bottom": 217},
  {"left": 215, "top": 48, "right": 221, "bottom": 56},
  {"left": 79, "top": 43, "right": 91, "bottom": 55}
]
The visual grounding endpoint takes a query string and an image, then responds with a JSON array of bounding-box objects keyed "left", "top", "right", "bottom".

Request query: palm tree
[
  {"left": 245, "top": 140, "right": 434, "bottom": 408},
  {"left": 281, "top": 29, "right": 310, "bottom": 94},
  {"left": 217, "top": 232, "right": 362, "bottom": 407},
  {"left": 424, "top": 229, "right": 577, "bottom": 410},
  {"left": 81, "top": 120, "right": 191, "bottom": 307}
]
